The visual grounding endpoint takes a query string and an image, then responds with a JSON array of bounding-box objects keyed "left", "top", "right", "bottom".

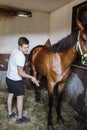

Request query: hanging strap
[{"left": 76, "top": 31, "right": 87, "bottom": 66}]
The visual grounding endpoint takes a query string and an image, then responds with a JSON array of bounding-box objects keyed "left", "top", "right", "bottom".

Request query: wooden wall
[
  {"left": 0, "top": 54, "right": 29, "bottom": 71},
  {"left": 0, "top": 54, "right": 10, "bottom": 71}
]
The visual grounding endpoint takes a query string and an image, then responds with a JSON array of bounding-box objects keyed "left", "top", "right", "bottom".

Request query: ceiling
[{"left": 0, "top": 0, "right": 74, "bottom": 13}]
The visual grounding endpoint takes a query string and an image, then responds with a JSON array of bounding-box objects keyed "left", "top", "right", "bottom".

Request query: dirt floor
[{"left": 0, "top": 88, "right": 87, "bottom": 130}]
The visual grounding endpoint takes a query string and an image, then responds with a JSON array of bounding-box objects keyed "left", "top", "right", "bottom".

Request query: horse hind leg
[
  {"left": 34, "top": 73, "right": 41, "bottom": 102},
  {"left": 34, "top": 85, "right": 41, "bottom": 102},
  {"left": 31, "top": 65, "right": 41, "bottom": 102}
]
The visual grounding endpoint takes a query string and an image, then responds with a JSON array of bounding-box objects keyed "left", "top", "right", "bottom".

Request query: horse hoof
[
  {"left": 57, "top": 116, "right": 64, "bottom": 124},
  {"left": 36, "top": 99, "right": 41, "bottom": 103},
  {"left": 36, "top": 98, "right": 41, "bottom": 103},
  {"left": 48, "top": 125, "right": 54, "bottom": 130},
  {"left": 35, "top": 95, "right": 41, "bottom": 103}
]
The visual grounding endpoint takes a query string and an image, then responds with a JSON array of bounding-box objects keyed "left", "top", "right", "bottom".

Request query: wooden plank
[{"left": 0, "top": 54, "right": 10, "bottom": 71}]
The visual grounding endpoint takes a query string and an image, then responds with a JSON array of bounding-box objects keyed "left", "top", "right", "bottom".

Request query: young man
[{"left": 6, "top": 37, "right": 39, "bottom": 124}]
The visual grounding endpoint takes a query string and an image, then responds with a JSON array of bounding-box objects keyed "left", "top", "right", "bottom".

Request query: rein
[{"left": 76, "top": 31, "right": 87, "bottom": 66}]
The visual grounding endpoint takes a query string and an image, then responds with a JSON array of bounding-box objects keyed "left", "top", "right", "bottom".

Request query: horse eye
[
  {"left": 82, "top": 39, "right": 87, "bottom": 44},
  {"left": 81, "top": 37, "right": 87, "bottom": 44}
]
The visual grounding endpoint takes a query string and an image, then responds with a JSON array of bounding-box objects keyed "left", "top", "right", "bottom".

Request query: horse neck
[{"left": 61, "top": 45, "right": 77, "bottom": 64}]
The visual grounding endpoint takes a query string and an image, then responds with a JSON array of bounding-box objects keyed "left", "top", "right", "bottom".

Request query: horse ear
[
  {"left": 45, "top": 39, "right": 51, "bottom": 47},
  {"left": 77, "top": 20, "right": 84, "bottom": 31}
]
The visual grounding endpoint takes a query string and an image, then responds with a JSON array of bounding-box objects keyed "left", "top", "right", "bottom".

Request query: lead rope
[{"left": 76, "top": 31, "right": 87, "bottom": 66}]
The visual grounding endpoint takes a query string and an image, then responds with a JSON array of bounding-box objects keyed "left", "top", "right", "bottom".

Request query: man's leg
[
  {"left": 17, "top": 95, "right": 24, "bottom": 119},
  {"left": 7, "top": 93, "right": 14, "bottom": 115}
]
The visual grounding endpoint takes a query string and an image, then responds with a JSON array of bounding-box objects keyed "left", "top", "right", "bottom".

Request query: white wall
[
  {"left": 0, "top": 0, "right": 86, "bottom": 53},
  {"left": 0, "top": 11, "right": 49, "bottom": 53},
  {"left": 49, "top": 0, "right": 86, "bottom": 44}
]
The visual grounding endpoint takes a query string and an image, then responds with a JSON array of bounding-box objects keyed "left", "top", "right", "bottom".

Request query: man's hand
[{"left": 31, "top": 77, "right": 40, "bottom": 87}]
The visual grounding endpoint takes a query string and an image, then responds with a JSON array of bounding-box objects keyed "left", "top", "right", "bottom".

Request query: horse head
[{"left": 77, "top": 20, "right": 87, "bottom": 66}]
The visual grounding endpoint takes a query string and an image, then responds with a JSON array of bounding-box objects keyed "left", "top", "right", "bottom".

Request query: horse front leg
[
  {"left": 47, "top": 81, "right": 55, "bottom": 130},
  {"left": 48, "top": 93, "right": 54, "bottom": 130},
  {"left": 56, "top": 82, "right": 65, "bottom": 124}
]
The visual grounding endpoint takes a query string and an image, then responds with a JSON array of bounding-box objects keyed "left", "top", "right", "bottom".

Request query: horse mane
[{"left": 49, "top": 31, "right": 78, "bottom": 53}]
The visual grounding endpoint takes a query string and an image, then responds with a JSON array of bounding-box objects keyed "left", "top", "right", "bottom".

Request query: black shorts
[{"left": 6, "top": 77, "right": 25, "bottom": 96}]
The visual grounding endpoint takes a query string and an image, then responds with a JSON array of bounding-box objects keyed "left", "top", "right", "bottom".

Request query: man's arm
[{"left": 17, "top": 66, "right": 39, "bottom": 86}]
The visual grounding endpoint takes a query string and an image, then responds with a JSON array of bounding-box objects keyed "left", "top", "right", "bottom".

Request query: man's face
[{"left": 19, "top": 44, "right": 29, "bottom": 54}]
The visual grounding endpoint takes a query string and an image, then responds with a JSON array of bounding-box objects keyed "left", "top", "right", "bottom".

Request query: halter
[{"left": 76, "top": 31, "right": 87, "bottom": 66}]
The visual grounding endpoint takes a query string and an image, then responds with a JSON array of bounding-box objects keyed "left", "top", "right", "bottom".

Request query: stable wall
[
  {"left": 0, "top": 0, "right": 86, "bottom": 53},
  {"left": 49, "top": 0, "right": 86, "bottom": 43},
  {"left": 0, "top": 11, "right": 49, "bottom": 53}
]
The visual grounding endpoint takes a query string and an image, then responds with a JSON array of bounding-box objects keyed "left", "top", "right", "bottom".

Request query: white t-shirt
[{"left": 6, "top": 48, "right": 25, "bottom": 81}]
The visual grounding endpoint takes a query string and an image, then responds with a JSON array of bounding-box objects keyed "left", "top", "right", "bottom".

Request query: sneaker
[
  {"left": 16, "top": 116, "right": 30, "bottom": 124},
  {"left": 7, "top": 112, "right": 16, "bottom": 119}
]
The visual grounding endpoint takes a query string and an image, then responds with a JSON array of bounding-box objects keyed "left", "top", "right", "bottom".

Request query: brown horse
[{"left": 29, "top": 21, "right": 87, "bottom": 130}]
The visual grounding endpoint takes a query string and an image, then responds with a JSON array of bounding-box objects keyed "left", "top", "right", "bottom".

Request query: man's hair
[{"left": 18, "top": 37, "right": 29, "bottom": 46}]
